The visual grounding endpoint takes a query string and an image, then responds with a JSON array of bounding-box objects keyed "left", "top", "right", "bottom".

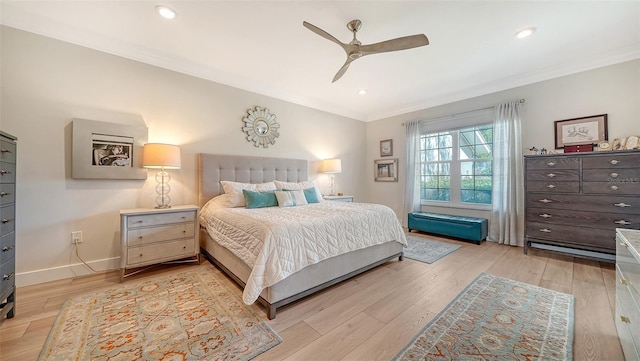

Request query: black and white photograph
[{"left": 92, "top": 134, "right": 133, "bottom": 167}]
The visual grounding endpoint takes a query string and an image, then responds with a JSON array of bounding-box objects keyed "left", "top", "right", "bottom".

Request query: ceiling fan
[{"left": 303, "top": 19, "right": 429, "bottom": 83}]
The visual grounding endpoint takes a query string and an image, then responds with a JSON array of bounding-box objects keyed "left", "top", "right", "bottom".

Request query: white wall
[
  {"left": 366, "top": 60, "right": 640, "bottom": 225},
  {"left": 0, "top": 26, "right": 366, "bottom": 286}
]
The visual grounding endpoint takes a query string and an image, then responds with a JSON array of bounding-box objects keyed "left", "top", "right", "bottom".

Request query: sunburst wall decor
[{"left": 242, "top": 106, "right": 280, "bottom": 148}]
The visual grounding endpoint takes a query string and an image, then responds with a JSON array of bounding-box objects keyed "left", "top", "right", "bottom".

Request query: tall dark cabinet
[
  {"left": 0, "top": 131, "right": 16, "bottom": 320},
  {"left": 524, "top": 151, "right": 640, "bottom": 261}
]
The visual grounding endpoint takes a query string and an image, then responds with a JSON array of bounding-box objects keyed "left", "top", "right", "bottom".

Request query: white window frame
[{"left": 418, "top": 108, "right": 494, "bottom": 210}]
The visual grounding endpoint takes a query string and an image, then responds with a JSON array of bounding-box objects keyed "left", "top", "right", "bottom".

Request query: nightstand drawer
[
  {"left": 0, "top": 162, "right": 15, "bottom": 184},
  {"left": 127, "top": 222, "right": 195, "bottom": 246},
  {"left": 127, "top": 211, "right": 195, "bottom": 228},
  {"left": 126, "top": 239, "right": 196, "bottom": 266}
]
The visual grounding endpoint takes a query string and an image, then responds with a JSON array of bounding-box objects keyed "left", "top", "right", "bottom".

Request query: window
[{"left": 420, "top": 124, "right": 493, "bottom": 205}]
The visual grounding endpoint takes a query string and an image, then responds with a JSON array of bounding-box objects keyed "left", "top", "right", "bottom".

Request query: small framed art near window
[
  {"left": 554, "top": 114, "right": 608, "bottom": 149},
  {"left": 374, "top": 158, "right": 398, "bottom": 182},
  {"left": 380, "top": 139, "right": 393, "bottom": 157}
]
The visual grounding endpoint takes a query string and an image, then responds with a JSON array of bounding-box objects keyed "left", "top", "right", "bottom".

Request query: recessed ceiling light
[
  {"left": 156, "top": 5, "right": 177, "bottom": 20},
  {"left": 358, "top": 89, "right": 368, "bottom": 95},
  {"left": 514, "top": 27, "right": 536, "bottom": 39}
]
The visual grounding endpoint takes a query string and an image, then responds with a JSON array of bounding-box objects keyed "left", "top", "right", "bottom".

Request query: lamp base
[
  {"left": 154, "top": 169, "right": 172, "bottom": 208},
  {"left": 154, "top": 205, "right": 172, "bottom": 209}
]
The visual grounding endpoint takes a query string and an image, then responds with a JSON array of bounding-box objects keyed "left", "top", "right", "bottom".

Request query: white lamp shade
[
  {"left": 322, "top": 158, "right": 342, "bottom": 173},
  {"left": 142, "top": 143, "right": 181, "bottom": 169}
]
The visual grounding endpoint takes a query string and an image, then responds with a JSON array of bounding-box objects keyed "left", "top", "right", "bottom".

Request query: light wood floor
[{"left": 0, "top": 233, "right": 625, "bottom": 361}]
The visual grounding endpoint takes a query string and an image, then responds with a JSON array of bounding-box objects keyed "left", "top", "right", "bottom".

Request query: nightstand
[
  {"left": 323, "top": 195, "right": 354, "bottom": 202},
  {"left": 120, "top": 205, "right": 199, "bottom": 281}
]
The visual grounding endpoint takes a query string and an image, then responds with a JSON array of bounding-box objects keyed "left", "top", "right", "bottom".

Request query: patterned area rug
[
  {"left": 38, "top": 268, "right": 281, "bottom": 360},
  {"left": 404, "top": 235, "right": 461, "bottom": 264},
  {"left": 392, "top": 273, "right": 574, "bottom": 361}
]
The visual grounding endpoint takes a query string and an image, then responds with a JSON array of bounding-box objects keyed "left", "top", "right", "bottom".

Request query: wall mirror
[{"left": 242, "top": 106, "right": 280, "bottom": 148}]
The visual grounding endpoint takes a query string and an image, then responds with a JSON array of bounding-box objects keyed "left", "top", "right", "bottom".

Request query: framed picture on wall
[
  {"left": 380, "top": 139, "right": 393, "bottom": 157},
  {"left": 374, "top": 158, "right": 398, "bottom": 182},
  {"left": 554, "top": 114, "right": 608, "bottom": 149}
]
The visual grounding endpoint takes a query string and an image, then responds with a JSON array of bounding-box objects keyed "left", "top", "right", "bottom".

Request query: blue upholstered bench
[{"left": 408, "top": 212, "right": 488, "bottom": 245}]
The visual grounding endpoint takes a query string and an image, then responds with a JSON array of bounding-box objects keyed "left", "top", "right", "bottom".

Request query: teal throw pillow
[{"left": 242, "top": 189, "right": 278, "bottom": 209}]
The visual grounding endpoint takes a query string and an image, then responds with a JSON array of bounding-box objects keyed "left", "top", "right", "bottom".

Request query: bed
[{"left": 198, "top": 153, "right": 406, "bottom": 319}]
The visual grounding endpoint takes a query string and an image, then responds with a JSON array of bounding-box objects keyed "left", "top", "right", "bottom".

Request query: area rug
[
  {"left": 392, "top": 273, "right": 574, "bottom": 361},
  {"left": 38, "top": 268, "right": 281, "bottom": 361},
  {"left": 404, "top": 235, "right": 461, "bottom": 264}
]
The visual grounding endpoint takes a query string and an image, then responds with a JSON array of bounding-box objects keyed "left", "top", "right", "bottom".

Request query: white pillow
[
  {"left": 220, "top": 181, "right": 276, "bottom": 207},
  {"left": 275, "top": 190, "right": 308, "bottom": 207},
  {"left": 274, "top": 180, "right": 323, "bottom": 202}
]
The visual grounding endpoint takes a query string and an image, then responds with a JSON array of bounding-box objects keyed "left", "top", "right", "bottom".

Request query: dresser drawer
[
  {"left": 583, "top": 181, "right": 640, "bottom": 195},
  {"left": 0, "top": 205, "right": 15, "bottom": 237},
  {"left": 0, "top": 140, "right": 16, "bottom": 163},
  {"left": 0, "top": 232, "right": 15, "bottom": 264},
  {"left": 0, "top": 162, "right": 15, "bottom": 184},
  {"left": 526, "top": 156, "right": 580, "bottom": 170},
  {"left": 127, "top": 210, "right": 195, "bottom": 228},
  {"left": 126, "top": 239, "right": 196, "bottom": 266},
  {"left": 583, "top": 168, "right": 640, "bottom": 182},
  {"left": 526, "top": 181, "right": 579, "bottom": 193},
  {"left": 127, "top": 222, "right": 195, "bottom": 246},
  {"left": 617, "top": 240, "right": 640, "bottom": 301},
  {"left": 0, "top": 256, "right": 15, "bottom": 296},
  {"left": 527, "top": 207, "right": 640, "bottom": 230},
  {"left": 527, "top": 193, "right": 640, "bottom": 214},
  {"left": 526, "top": 221, "right": 615, "bottom": 252},
  {"left": 616, "top": 298, "right": 640, "bottom": 361},
  {"left": 526, "top": 169, "right": 579, "bottom": 182},
  {"left": 0, "top": 184, "right": 14, "bottom": 206},
  {"left": 583, "top": 153, "right": 640, "bottom": 169}
]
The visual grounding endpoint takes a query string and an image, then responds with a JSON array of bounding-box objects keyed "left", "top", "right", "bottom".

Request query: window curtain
[
  {"left": 489, "top": 100, "right": 524, "bottom": 246},
  {"left": 403, "top": 120, "right": 421, "bottom": 227}
]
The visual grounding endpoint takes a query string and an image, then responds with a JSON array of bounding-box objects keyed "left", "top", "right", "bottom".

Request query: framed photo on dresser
[{"left": 554, "top": 114, "right": 608, "bottom": 149}]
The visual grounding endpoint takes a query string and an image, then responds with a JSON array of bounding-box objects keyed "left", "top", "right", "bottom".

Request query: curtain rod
[{"left": 401, "top": 98, "right": 525, "bottom": 126}]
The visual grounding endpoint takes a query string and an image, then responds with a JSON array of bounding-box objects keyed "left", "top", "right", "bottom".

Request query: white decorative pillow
[
  {"left": 275, "top": 190, "right": 308, "bottom": 207},
  {"left": 221, "top": 181, "right": 276, "bottom": 207},
  {"left": 274, "top": 180, "right": 323, "bottom": 202}
]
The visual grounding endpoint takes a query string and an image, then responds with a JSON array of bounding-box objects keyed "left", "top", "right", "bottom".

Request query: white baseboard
[{"left": 16, "top": 257, "right": 121, "bottom": 287}]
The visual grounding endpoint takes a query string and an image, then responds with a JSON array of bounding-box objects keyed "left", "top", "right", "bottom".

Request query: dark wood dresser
[
  {"left": 0, "top": 131, "right": 16, "bottom": 321},
  {"left": 524, "top": 151, "right": 640, "bottom": 261}
]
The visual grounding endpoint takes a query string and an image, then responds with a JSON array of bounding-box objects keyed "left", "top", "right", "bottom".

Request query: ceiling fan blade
[
  {"left": 332, "top": 58, "right": 355, "bottom": 83},
  {"left": 303, "top": 21, "right": 347, "bottom": 50},
  {"left": 359, "top": 34, "right": 429, "bottom": 56}
]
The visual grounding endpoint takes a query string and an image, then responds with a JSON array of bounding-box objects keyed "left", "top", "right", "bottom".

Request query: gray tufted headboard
[{"left": 198, "top": 153, "right": 309, "bottom": 207}]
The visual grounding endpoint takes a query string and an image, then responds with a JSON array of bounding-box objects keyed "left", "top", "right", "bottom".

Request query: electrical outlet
[{"left": 71, "top": 231, "right": 83, "bottom": 244}]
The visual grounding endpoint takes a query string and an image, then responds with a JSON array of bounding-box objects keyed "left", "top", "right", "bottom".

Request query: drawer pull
[
  {"left": 539, "top": 228, "right": 552, "bottom": 233},
  {"left": 0, "top": 148, "right": 11, "bottom": 154},
  {"left": 620, "top": 316, "right": 631, "bottom": 324},
  {"left": 610, "top": 172, "right": 619, "bottom": 178},
  {"left": 138, "top": 236, "right": 143, "bottom": 239},
  {"left": 538, "top": 199, "right": 552, "bottom": 203},
  {"left": 134, "top": 220, "right": 143, "bottom": 224},
  {"left": 546, "top": 173, "right": 556, "bottom": 178},
  {"left": 610, "top": 159, "right": 620, "bottom": 165},
  {"left": 609, "top": 185, "right": 619, "bottom": 191},
  {"left": 1, "top": 218, "right": 12, "bottom": 224},
  {"left": 0, "top": 192, "right": 8, "bottom": 197},
  {"left": 3, "top": 272, "right": 14, "bottom": 281},
  {"left": 539, "top": 214, "right": 552, "bottom": 218},
  {"left": 0, "top": 169, "right": 11, "bottom": 175},
  {"left": 614, "top": 202, "right": 631, "bottom": 208},
  {"left": 139, "top": 253, "right": 143, "bottom": 257},
  {"left": 615, "top": 220, "right": 632, "bottom": 225},
  {"left": 620, "top": 279, "right": 631, "bottom": 286},
  {"left": 2, "top": 245, "right": 14, "bottom": 252},
  {"left": 546, "top": 184, "right": 556, "bottom": 189},
  {"left": 546, "top": 161, "right": 556, "bottom": 166}
]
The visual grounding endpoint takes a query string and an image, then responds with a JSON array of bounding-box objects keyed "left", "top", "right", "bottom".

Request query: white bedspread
[{"left": 200, "top": 201, "right": 407, "bottom": 304}]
